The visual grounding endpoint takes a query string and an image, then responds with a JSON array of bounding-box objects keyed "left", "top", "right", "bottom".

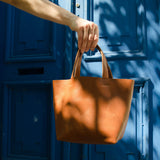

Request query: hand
[{"left": 69, "top": 17, "right": 99, "bottom": 53}]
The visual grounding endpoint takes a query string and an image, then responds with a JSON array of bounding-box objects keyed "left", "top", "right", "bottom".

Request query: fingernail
[{"left": 94, "top": 35, "right": 98, "bottom": 40}]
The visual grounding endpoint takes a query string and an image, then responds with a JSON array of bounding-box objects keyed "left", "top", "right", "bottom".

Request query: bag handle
[{"left": 72, "top": 45, "right": 113, "bottom": 79}]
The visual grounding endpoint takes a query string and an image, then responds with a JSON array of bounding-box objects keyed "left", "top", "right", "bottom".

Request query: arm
[{"left": 0, "top": 0, "right": 99, "bottom": 53}]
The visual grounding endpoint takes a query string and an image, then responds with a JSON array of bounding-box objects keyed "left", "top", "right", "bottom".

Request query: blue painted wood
[
  {"left": 144, "top": 0, "right": 160, "bottom": 160},
  {"left": 10, "top": 86, "right": 50, "bottom": 156},
  {"left": 74, "top": 0, "right": 160, "bottom": 160},
  {"left": 0, "top": 84, "right": 2, "bottom": 158},
  {"left": 2, "top": 82, "right": 52, "bottom": 160},
  {"left": 1, "top": 4, "right": 67, "bottom": 81},
  {"left": 5, "top": 5, "right": 57, "bottom": 62},
  {"left": 0, "top": 1, "right": 6, "bottom": 158},
  {"left": 94, "top": 0, "right": 145, "bottom": 52},
  {"left": 81, "top": 0, "right": 146, "bottom": 59},
  {"left": 0, "top": 0, "right": 72, "bottom": 160}
]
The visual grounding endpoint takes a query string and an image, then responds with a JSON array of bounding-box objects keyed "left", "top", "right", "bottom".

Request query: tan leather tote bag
[{"left": 52, "top": 45, "right": 134, "bottom": 144}]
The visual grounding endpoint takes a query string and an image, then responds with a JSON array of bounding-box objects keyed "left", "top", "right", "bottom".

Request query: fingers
[
  {"left": 81, "top": 24, "right": 89, "bottom": 53},
  {"left": 77, "top": 27, "right": 83, "bottom": 51},
  {"left": 90, "top": 24, "right": 99, "bottom": 51},
  {"left": 85, "top": 23, "right": 95, "bottom": 52},
  {"left": 77, "top": 21, "right": 99, "bottom": 53}
]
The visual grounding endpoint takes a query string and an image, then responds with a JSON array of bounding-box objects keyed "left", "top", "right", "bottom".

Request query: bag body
[{"left": 52, "top": 45, "right": 134, "bottom": 144}]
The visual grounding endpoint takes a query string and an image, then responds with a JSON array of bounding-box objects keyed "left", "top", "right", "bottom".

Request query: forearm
[{"left": 1, "top": 0, "right": 78, "bottom": 30}]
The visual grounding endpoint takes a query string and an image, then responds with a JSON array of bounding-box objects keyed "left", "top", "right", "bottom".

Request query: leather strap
[
  {"left": 71, "top": 49, "right": 83, "bottom": 78},
  {"left": 72, "top": 45, "right": 113, "bottom": 79}
]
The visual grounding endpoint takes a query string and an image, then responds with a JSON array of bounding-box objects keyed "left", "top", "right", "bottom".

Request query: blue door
[
  {"left": 74, "top": 0, "right": 159, "bottom": 160},
  {"left": 0, "top": 0, "right": 73, "bottom": 160},
  {"left": 0, "top": 0, "right": 160, "bottom": 160}
]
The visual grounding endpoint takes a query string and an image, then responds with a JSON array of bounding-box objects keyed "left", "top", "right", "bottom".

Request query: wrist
[{"left": 67, "top": 15, "right": 80, "bottom": 31}]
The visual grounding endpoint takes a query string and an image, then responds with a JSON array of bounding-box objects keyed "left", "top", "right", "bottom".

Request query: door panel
[
  {"left": 5, "top": 6, "right": 56, "bottom": 62},
  {"left": 5, "top": 83, "right": 51, "bottom": 158},
  {"left": 94, "top": 0, "right": 139, "bottom": 51},
  {"left": 81, "top": 0, "right": 146, "bottom": 59}
]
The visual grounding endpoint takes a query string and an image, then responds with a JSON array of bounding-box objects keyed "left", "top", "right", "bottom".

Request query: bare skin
[{"left": 0, "top": 0, "right": 99, "bottom": 53}]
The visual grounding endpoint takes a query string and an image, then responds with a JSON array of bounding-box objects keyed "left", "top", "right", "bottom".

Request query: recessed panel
[
  {"left": 5, "top": 6, "right": 56, "bottom": 62},
  {"left": 93, "top": 0, "right": 144, "bottom": 53},
  {"left": 8, "top": 84, "right": 51, "bottom": 158},
  {"left": 13, "top": 10, "right": 52, "bottom": 56}
]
